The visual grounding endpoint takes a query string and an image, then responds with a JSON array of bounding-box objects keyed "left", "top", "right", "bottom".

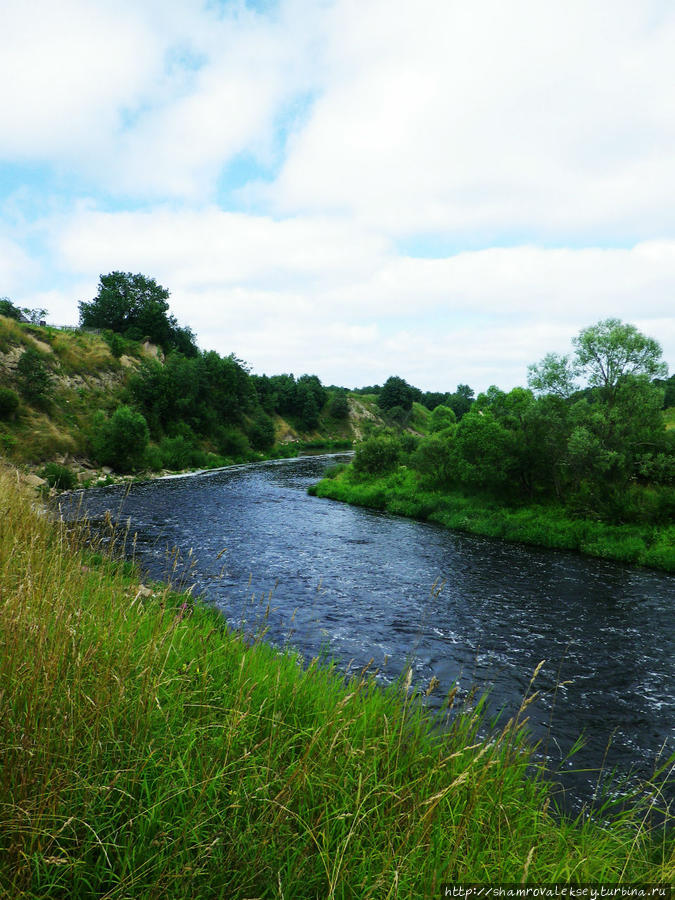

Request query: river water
[{"left": 61, "top": 454, "right": 675, "bottom": 814}]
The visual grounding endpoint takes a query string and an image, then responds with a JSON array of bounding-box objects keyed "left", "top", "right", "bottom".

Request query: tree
[
  {"left": 79, "top": 272, "right": 197, "bottom": 355},
  {"left": 0, "top": 387, "right": 19, "bottom": 419},
  {"left": 429, "top": 404, "right": 456, "bottom": 433},
  {"left": 572, "top": 318, "right": 668, "bottom": 402},
  {"left": 327, "top": 394, "right": 349, "bottom": 420},
  {"left": 446, "top": 384, "right": 474, "bottom": 420},
  {"left": 0, "top": 298, "right": 23, "bottom": 320},
  {"left": 527, "top": 352, "right": 577, "bottom": 399},
  {"left": 91, "top": 405, "right": 150, "bottom": 473},
  {"left": 17, "top": 348, "right": 51, "bottom": 406},
  {"left": 378, "top": 376, "right": 417, "bottom": 412}
]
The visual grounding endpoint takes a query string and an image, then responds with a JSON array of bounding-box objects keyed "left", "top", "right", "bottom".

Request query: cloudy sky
[{"left": 1, "top": 0, "right": 674, "bottom": 391}]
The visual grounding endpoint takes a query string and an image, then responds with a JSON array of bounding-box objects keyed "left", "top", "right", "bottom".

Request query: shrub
[
  {"left": 17, "top": 348, "right": 51, "bottom": 406},
  {"left": 327, "top": 395, "right": 350, "bottom": 420},
  {"left": 353, "top": 434, "right": 401, "bottom": 475},
  {"left": 41, "top": 463, "right": 77, "bottom": 490},
  {"left": 217, "top": 426, "right": 250, "bottom": 460},
  {"left": 430, "top": 404, "right": 456, "bottom": 432},
  {"left": 91, "top": 406, "right": 150, "bottom": 473},
  {"left": 101, "top": 329, "right": 126, "bottom": 358},
  {"left": 0, "top": 387, "right": 19, "bottom": 419},
  {"left": 159, "top": 435, "right": 198, "bottom": 470},
  {"left": 248, "top": 412, "right": 276, "bottom": 451}
]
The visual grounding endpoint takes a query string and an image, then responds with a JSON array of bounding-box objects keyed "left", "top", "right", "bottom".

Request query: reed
[{"left": 0, "top": 464, "right": 672, "bottom": 898}]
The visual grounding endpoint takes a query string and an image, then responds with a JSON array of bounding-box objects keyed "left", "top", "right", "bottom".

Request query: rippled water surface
[{"left": 63, "top": 455, "right": 675, "bottom": 811}]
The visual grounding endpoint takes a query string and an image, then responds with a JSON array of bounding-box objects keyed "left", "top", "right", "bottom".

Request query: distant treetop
[{"left": 78, "top": 272, "right": 198, "bottom": 356}]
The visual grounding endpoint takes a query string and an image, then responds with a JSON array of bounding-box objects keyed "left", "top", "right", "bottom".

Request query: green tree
[
  {"left": 527, "top": 352, "right": 577, "bottom": 399},
  {"left": 79, "top": 272, "right": 197, "bottom": 355},
  {"left": 91, "top": 406, "right": 150, "bottom": 473},
  {"left": 572, "top": 318, "right": 667, "bottom": 402},
  {"left": 0, "top": 387, "right": 19, "bottom": 419},
  {"left": 248, "top": 412, "right": 276, "bottom": 451},
  {"left": 429, "top": 404, "right": 456, "bottom": 433},
  {"left": 16, "top": 348, "right": 51, "bottom": 406},
  {"left": 0, "top": 298, "right": 23, "bottom": 321},
  {"left": 353, "top": 434, "right": 401, "bottom": 474},
  {"left": 446, "top": 384, "right": 474, "bottom": 420},
  {"left": 378, "top": 376, "right": 417, "bottom": 412},
  {"left": 327, "top": 394, "right": 349, "bottom": 420}
]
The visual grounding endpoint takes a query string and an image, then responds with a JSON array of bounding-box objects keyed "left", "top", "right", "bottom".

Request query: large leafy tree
[
  {"left": 377, "top": 376, "right": 418, "bottom": 412},
  {"left": 572, "top": 318, "right": 667, "bottom": 402},
  {"left": 79, "top": 272, "right": 197, "bottom": 355}
]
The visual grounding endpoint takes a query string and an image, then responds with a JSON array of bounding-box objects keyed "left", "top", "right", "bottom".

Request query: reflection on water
[{"left": 61, "top": 455, "right": 675, "bottom": 812}]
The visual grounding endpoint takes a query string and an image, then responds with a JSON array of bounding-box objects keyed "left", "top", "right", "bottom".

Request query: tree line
[{"left": 353, "top": 319, "right": 674, "bottom": 526}]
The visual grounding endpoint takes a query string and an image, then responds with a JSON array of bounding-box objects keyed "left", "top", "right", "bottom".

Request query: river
[{"left": 61, "top": 454, "right": 675, "bottom": 815}]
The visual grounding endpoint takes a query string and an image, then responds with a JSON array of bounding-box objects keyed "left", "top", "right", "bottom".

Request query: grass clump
[{"left": 0, "top": 464, "right": 673, "bottom": 897}]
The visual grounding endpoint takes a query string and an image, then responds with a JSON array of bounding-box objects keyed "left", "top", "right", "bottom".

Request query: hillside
[{"left": 0, "top": 316, "right": 423, "bottom": 487}]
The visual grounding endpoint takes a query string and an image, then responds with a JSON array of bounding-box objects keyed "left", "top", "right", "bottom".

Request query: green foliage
[
  {"left": 572, "top": 318, "right": 668, "bottom": 401},
  {"left": 377, "top": 375, "right": 418, "bottom": 412},
  {"left": 91, "top": 405, "right": 150, "bottom": 473},
  {"left": 41, "top": 462, "right": 77, "bottom": 490},
  {"left": 386, "top": 403, "right": 409, "bottom": 425},
  {"left": 528, "top": 352, "right": 577, "bottom": 398},
  {"left": 327, "top": 393, "right": 349, "bottom": 419},
  {"left": 429, "top": 404, "right": 456, "bottom": 432},
  {"left": 16, "top": 347, "right": 51, "bottom": 406},
  {"left": 0, "top": 387, "right": 19, "bottom": 419},
  {"left": 248, "top": 412, "right": 276, "bottom": 451},
  {"left": 413, "top": 433, "right": 454, "bottom": 484},
  {"left": 216, "top": 426, "right": 250, "bottom": 460},
  {"left": 0, "top": 297, "right": 23, "bottom": 321},
  {"left": 101, "top": 328, "right": 127, "bottom": 358},
  {"left": 353, "top": 433, "right": 401, "bottom": 474},
  {"left": 446, "top": 383, "right": 475, "bottom": 420},
  {"left": 79, "top": 272, "right": 198, "bottom": 355}
]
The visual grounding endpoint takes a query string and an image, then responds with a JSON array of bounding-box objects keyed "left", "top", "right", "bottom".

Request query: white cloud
[
  {"left": 267, "top": 0, "right": 675, "bottom": 238},
  {"left": 34, "top": 205, "right": 673, "bottom": 389},
  {"left": 3, "top": 1, "right": 674, "bottom": 392}
]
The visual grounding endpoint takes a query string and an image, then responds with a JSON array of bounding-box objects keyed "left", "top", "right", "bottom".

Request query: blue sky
[{"left": 1, "top": 0, "right": 674, "bottom": 391}]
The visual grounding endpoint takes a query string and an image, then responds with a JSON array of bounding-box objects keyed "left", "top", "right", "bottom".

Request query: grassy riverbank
[
  {"left": 310, "top": 467, "right": 675, "bottom": 572},
  {"left": 1, "top": 465, "right": 673, "bottom": 897}
]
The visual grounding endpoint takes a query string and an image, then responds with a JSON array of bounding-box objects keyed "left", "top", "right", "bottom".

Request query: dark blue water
[{"left": 61, "top": 455, "right": 675, "bottom": 814}]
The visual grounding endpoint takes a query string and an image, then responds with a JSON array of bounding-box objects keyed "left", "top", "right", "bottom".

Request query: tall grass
[
  {"left": 311, "top": 468, "right": 675, "bottom": 572},
  {"left": 0, "top": 464, "right": 673, "bottom": 897}
]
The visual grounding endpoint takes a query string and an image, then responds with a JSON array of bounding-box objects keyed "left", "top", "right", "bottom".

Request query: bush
[
  {"left": 41, "top": 463, "right": 77, "bottom": 490},
  {"left": 0, "top": 387, "right": 19, "bottom": 419},
  {"left": 91, "top": 406, "right": 150, "bottom": 473},
  {"left": 158, "top": 435, "right": 200, "bottom": 470},
  {"left": 17, "top": 348, "right": 51, "bottom": 406},
  {"left": 353, "top": 434, "right": 401, "bottom": 475},
  {"left": 102, "top": 329, "right": 127, "bottom": 358},
  {"left": 327, "top": 395, "right": 350, "bottom": 420},
  {"left": 430, "top": 404, "right": 456, "bottom": 433},
  {"left": 217, "top": 426, "right": 250, "bottom": 460},
  {"left": 248, "top": 412, "right": 276, "bottom": 451}
]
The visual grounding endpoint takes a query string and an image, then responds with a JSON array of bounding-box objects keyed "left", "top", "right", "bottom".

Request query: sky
[{"left": 1, "top": 0, "right": 674, "bottom": 392}]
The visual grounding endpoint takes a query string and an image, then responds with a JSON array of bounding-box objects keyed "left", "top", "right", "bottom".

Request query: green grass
[
  {"left": 1, "top": 464, "right": 673, "bottom": 896},
  {"left": 311, "top": 468, "right": 675, "bottom": 572}
]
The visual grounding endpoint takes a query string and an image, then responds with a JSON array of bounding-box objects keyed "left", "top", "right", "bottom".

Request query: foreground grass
[
  {"left": 0, "top": 467, "right": 673, "bottom": 898},
  {"left": 311, "top": 467, "right": 675, "bottom": 572}
]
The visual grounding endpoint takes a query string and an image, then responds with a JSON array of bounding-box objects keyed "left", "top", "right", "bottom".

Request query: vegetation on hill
[
  {"left": 0, "top": 285, "right": 369, "bottom": 480},
  {"left": 312, "top": 320, "right": 675, "bottom": 571},
  {"left": 0, "top": 465, "right": 672, "bottom": 896}
]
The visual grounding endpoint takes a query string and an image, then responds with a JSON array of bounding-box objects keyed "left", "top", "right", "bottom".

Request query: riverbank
[
  {"left": 310, "top": 467, "right": 675, "bottom": 572},
  {"left": 1, "top": 463, "right": 673, "bottom": 896}
]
